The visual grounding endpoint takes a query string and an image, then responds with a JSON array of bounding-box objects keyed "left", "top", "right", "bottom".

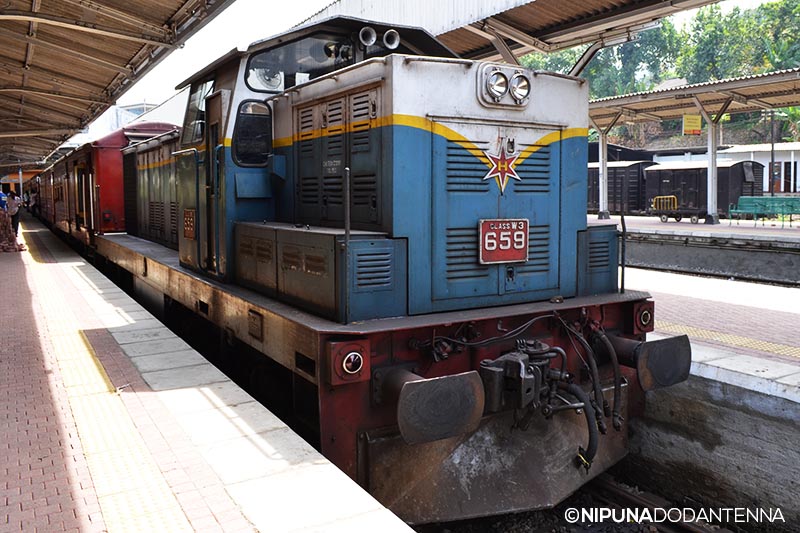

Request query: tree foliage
[
  {"left": 520, "top": 0, "right": 800, "bottom": 142},
  {"left": 521, "top": 0, "right": 800, "bottom": 95}
]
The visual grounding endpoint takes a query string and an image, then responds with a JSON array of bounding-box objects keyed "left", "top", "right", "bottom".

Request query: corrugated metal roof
[
  {"left": 590, "top": 67, "right": 800, "bottom": 129},
  {"left": 0, "top": 0, "right": 234, "bottom": 169},
  {"left": 720, "top": 142, "right": 800, "bottom": 154}
]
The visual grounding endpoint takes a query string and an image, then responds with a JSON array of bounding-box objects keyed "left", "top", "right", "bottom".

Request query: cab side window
[{"left": 233, "top": 101, "right": 272, "bottom": 167}]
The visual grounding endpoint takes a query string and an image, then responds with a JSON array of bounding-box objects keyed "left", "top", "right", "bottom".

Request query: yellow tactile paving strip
[
  {"left": 656, "top": 320, "right": 800, "bottom": 360},
  {"left": 22, "top": 231, "right": 193, "bottom": 533}
]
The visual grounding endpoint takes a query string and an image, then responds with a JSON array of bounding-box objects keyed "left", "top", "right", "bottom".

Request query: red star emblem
[{"left": 482, "top": 145, "right": 521, "bottom": 194}]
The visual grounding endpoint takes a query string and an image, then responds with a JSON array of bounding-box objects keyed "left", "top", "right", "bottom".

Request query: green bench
[{"left": 729, "top": 196, "right": 800, "bottom": 227}]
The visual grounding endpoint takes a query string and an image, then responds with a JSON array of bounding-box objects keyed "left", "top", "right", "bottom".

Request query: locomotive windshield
[
  {"left": 246, "top": 32, "right": 355, "bottom": 93},
  {"left": 246, "top": 28, "right": 420, "bottom": 93}
]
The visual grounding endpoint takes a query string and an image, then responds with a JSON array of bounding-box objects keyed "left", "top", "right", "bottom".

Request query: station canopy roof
[
  {"left": 1, "top": 0, "right": 725, "bottom": 168},
  {"left": 307, "top": 0, "right": 721, "bottom": 60},
  {"left": 439, "top": 0, "right": 721, "bottom": 59},
  {"left": 589, "top": 67, "right": 800, "bottom": 130},
  {"left": 0, "top": 0, "right": 234, "bottom": 169}
]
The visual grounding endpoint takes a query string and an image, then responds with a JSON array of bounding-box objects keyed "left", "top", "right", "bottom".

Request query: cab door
[{"left": 203, "top": 92, "right": 223, "bottom": 274}]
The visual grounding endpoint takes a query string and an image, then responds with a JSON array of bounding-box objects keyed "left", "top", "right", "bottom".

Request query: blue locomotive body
[{"left": 114, "top": 16, "right": 692, "bottom": 523}]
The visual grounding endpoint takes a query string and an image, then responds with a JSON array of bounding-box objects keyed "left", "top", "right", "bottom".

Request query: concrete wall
[
  {"left": 615, "top": 375, "right": 799, "bottom": 532},
  {"left": 624, "top": 232, "right": 800, "bottom": 286}
]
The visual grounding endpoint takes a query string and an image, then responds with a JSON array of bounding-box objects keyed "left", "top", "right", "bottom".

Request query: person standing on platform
[
  {"left": 7, "top": 191, "right": 22, "bottom": 236},
  {"left": 30, "top": 189, "right": 38, "bottom": 217},
  {"left": 0, "top": 189, "right": 23, "bottom": 251}
]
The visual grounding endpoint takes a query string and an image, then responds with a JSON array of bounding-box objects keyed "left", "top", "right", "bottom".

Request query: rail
[{"left": 587, "top": 475, "right": 736, "bottom": 533}]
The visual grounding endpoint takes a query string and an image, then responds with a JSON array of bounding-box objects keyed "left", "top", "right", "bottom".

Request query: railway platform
[
  {"left": 5, "top": 211, "right": 800, "bottom": 531},
  {"left": 1, "top": 214, "right": 411, "bottom": 532},
  {"left": 622, "top": 267, "right": 800, "bottom": 528}
]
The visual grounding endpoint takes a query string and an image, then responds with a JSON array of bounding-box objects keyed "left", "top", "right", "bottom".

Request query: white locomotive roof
[
  {"left": 588, "top": 161, "right": 654, "bottom": 169},
  {"left": 644, "top": 160, "right": 758, "bottom": 171}
]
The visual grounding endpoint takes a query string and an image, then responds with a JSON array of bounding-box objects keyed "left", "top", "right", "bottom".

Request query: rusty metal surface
[
  {"left": 95, "top": 232, "right": 322, "bottom": 382},
  {"left": 389, "top": 370, "right": 485, "bottom": 445},
  {"left": 0, "top": 0, "right": 234, "bottom": 169},
  {"left": 361, "top": 383, "right": 629, "bottom": 524}
]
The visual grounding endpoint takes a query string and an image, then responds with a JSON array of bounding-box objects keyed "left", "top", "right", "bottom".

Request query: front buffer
[{"left": 318, "top": 298, "right": 692, "bottom": 524}]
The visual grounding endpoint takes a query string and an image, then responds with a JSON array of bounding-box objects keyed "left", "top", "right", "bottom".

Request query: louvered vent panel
[
  {"left": 305, "top": 254, "right": 327, "bottom": 276},
  {"left": 300, "top": 176, "right": 319, "bottom": 204},
  {"left": 356, "top": 251, "right": 392, "bottom": 288},
  {"left": 445, "top": 227, "right": 489, "bottom": 281},
  {"left": 513, "top": 147, "right": 550, "bottom": 193},
  {"left": 352, "top": 175, "right": 377, "bottom": 206},
  {"left": 326, "top": 99, "right": 345, "bottom": 157},
  {"left": 351, "top": 91, "right": 372, "bottom": 151},
  {"left": 298, "top": 107, "right": 315, "bottom": 156},
  {"left": 255, "top": 240, "right": 273, "bottom": 262},
  {"left": 239, "top": 237, "right": 254, "bottom": 257},
  {"left": 282, "top": 247, "right": 303, "bottom": 271},
  {"left": 446, "top": 142, "right": 491, "bottom": 193},
  {"left": 588, "top": 240, "right": 611, "bottom": 269},
  {"left": 322, "top": 176, "right": 343, "bottom": 205},
  {"left": 149, "top": 201, "right": 164, "bottom": 235},
  {"left": 169, "top": 202, "right": 178, "bottom": 239},
  {"left": 516, "top": 225, "right": 550, "bottom": 274}
]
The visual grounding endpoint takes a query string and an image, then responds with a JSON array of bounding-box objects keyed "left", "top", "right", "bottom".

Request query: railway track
[
  {"left": 417, "top": 475, "right": 739, "bottom": 533},
  {"left": 586, "top": 475, "right": 736, "bottom": 533}
]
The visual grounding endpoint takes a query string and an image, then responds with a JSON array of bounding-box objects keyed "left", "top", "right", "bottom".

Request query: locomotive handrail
[{"left": 213, "top": 144, "right": 224, "bottom": 277}]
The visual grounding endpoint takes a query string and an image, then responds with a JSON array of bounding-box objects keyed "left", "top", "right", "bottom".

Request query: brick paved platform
[
  {"left": 626, "top": 267, "right": 800, "bottom": 402},
  {"left": 1, "top": 216, "right": 411, "bottom": 532}
]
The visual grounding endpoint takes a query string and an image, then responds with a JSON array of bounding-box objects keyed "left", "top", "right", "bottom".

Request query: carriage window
[
  {"left": 246, "top": 33, "right": 354, "bottom": 93},
  {"left": 181, "top": 79, "right": 215, "bottom": 145},
  {"left": 743, "top": 161, "right": 754, "bottom": 183},
  {"left": 233, "top": 101, "right": 272, "bottom": 166}
]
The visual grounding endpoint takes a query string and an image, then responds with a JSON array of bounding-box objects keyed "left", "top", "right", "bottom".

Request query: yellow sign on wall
[{"left": 683, "top": 114, "right": 702, "bottom": 135}]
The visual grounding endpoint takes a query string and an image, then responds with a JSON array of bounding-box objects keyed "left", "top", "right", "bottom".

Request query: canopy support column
[{"left": 694, "top": 96, "right": 731, "bottom": 225}]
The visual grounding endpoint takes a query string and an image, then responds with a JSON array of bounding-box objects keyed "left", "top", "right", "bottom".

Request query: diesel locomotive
[{"left": 32, "top": 16, "right": 691, "bottom": 524}]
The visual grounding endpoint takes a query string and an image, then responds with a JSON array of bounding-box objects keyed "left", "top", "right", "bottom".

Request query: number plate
[{"left": 479, "top": 219, "right": 529, "bottom": 264}]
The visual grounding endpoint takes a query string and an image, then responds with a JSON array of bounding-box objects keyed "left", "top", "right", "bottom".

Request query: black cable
[
  {"left": 558, "top": 382, "right": 598, "bottom": 471},
  {"left": 557, "top": 318, "right": 608, "bottom": 435},
  {"left": 428, "top": 313, "right": 556, "bottom": 348},
  {"left": 597, "top": 331, "right": 623, "bottom": 431}
]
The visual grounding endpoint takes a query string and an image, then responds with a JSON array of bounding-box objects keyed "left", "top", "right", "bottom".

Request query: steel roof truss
[{"left": 483, "top": 17, "right": 553, "bottom": 53}]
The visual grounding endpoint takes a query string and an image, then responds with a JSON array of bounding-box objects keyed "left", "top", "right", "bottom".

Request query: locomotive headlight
[
  {"left": 509, "top": 74, "right": 531, "bottom": 102},
  {"left": 342, "top": 351, "right": 364, "bottom": 375},
  {"left": 485, "top": 71, "right": 508, "bottom": 100}
]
